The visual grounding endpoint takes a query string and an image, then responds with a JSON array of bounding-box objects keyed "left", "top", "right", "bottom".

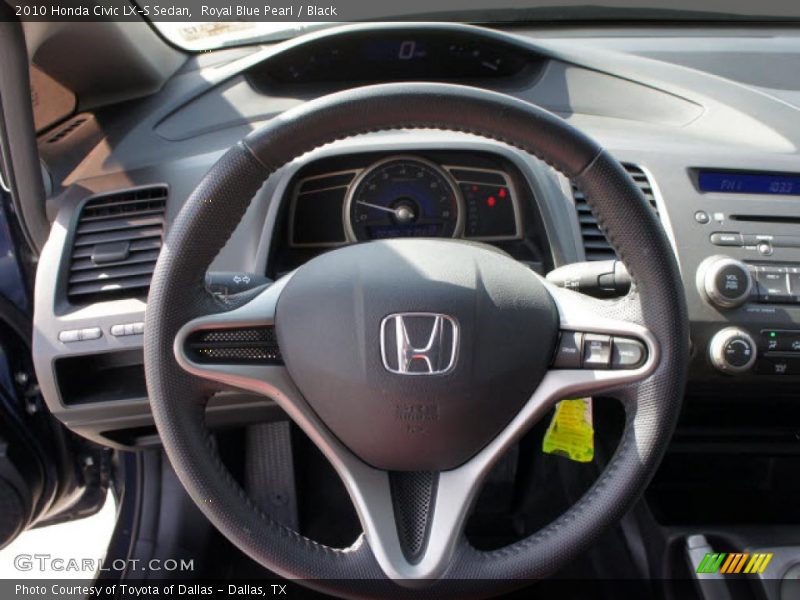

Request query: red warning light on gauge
[
  {"left": 498, "top": 188, "right": 507, "bottom": 198},
  {"left": 487, "top": 196, "right": 496, "bottom": 207}
]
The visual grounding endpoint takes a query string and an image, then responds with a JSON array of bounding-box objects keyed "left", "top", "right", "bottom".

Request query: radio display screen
[{"left": 698, "top": 171, "right": 800, "bottom": 196}]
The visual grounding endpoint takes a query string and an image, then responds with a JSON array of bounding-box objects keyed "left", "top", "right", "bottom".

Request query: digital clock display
[{"left": 698, "top": 171, "right": 800, "bottom": 196}]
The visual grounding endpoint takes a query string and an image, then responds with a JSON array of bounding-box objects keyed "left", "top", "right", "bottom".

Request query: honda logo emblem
[{"left": 380, "top": 313, "right": 459, "bottom": 375}]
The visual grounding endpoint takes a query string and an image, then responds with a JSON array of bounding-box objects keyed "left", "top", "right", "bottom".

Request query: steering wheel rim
[{"left": 144, "top": 82, "right": 688, "bottom": 598}]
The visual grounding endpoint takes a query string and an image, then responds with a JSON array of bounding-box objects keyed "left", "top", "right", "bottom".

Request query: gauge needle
[{"left": 356, "top": 200, "right": 399, "bottom": 215}]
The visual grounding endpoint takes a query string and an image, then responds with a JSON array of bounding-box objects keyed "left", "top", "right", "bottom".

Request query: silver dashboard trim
[
  {"left": 254, "top": 132, "right": 570, "bottom": 277},
  {"left": 288, "top": 168, "right": 359, "bottom": 248}
]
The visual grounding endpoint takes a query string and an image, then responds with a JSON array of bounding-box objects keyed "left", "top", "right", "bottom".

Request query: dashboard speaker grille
[
  {"left": 46, "top": 116, "right": 88, "bottom": 144},
  {"left": 186, "top": 327, "right": 283, "bottom": 365},
  {"left": 571, "top": 163, "right": 658, "bottom": 261},
  {"left": 66, "top": 186, "right": 167, "bottom": 303}
]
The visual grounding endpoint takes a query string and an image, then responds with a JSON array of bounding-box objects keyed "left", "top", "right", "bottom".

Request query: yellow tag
[{"left": 542, "top": 398, "right": 594, "bottom": 463}]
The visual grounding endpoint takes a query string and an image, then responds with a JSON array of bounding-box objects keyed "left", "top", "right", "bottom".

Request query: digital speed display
[{"left": 698, "top": 171, "right": 800, "bottom": 196}]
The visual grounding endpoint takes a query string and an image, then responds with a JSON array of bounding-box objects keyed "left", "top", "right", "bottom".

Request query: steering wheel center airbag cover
[{"left": 275, "top": 239, "right": 558, "bottom": 470}]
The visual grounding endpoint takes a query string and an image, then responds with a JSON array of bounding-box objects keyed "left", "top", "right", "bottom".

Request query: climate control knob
[
  {"left": 709, "top": 327, "right": 757, "bottom": 374},
  {"left": 697, "top": 256, "right": 753, "bottom": 309}
]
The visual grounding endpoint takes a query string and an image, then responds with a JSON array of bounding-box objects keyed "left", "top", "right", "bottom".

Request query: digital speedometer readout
[{"left": 346, "top": 158, "right": 462, "bottom": 241}]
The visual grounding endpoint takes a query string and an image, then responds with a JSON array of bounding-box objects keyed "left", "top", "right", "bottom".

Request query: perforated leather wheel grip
[{"left": 145, "top": 82, "right": 688, "bottom": 598}]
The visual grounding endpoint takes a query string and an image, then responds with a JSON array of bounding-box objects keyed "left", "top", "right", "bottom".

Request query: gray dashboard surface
[{"left": 31, "top": 22, "right": 800, "bottom": 446}]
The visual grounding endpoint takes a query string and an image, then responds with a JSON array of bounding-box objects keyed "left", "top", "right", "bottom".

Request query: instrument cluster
[{"left": 289, "top": 153, "right": 522, "bottom": 248}]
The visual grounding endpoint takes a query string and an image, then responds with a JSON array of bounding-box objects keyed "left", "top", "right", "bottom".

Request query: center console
[{"left": 684, "top": 169, "right": 800, "bottom": 380}]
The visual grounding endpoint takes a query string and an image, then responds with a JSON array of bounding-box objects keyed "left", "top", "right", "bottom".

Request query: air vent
[
  {"left": 67, "top": 186, "right": 167, "bottom": 303},
  {"left": 46, "top": 116, "right": 88, "bottom": 144},
  {"left": 185, "top": 327, "right": 283, "bottom": 365},
  {"left": 571, "top": 164, "right": 659, "bottom": 261}
]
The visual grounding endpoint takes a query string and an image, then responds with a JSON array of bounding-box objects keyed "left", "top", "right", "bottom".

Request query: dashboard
[{"left": 29, "top": 22, "right": 800, "bottom": 448}]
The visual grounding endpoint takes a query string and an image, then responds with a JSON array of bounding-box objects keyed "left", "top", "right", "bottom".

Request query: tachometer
[{"left": 345, "top": 157, "right": 462, "bottom": 241}]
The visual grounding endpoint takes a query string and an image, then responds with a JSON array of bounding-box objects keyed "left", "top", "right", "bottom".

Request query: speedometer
[{"left": 344, "top": 157, "right": 462, "bottom": 242}]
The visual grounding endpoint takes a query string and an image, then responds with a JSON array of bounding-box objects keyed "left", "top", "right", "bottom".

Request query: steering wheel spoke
[
  {"left": 337, "top": 465, "right": 479, "bottom": 583},
  {"left": 173, "top": 274, "right": 294, "bottom": 397}
]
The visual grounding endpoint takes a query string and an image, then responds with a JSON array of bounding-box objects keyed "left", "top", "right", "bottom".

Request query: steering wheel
[{"left": 144, "top": 83, "right": 688, "bottom": 598}]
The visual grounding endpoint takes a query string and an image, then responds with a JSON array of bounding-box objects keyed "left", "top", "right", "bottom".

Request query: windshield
[
  {"left": 155, "top": 22, "right": 333, "bottom": 51},
  {"left": 152, "top": 0, "right": 800, "bottom": 51}
]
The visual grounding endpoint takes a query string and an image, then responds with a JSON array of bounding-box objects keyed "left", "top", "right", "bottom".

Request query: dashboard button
[
  {"left": 611, "top": 337, "right": 646, "bottom": 369},
  {"left": 709, "top": 328, "right": 756, "bottom": 374},
  {"left": 762, "top": 330, "right": 800, "bottom": 353},
  {"left": 723, "top": 338, "right": 754, "bottom": 368},
  {"left": 710, "top": 232, "right": 743, "bottom": 247},
  {"left": 771, "top": 235, "right": 800, "bottom": 249},
  {"left": 58, "top": 330, "right": 80, "bottom": 343},
  {"left": 698, "top": 257, "right": 753, "bottom": 308},
  {"left": 756, "top": 357, "right": 797, "bottom": 376},
  {"left": 553, "top": 331, "right": 583, "bottom": 369},
  {"left": 583, "top": 334, "right": 611, "bottom": 369},
  {"left": 756, "top": 267, "right": 791, "bottom": 303},
  {"left": 788, "top": 268, "right": 800, "bottom": 302},
  {"left": 79, "top": 327, "right": 102, "bottom": 341},
  {"left": 715, "top": 265, "right": 751, "bottom": 300},
  {"left": 762, "top": 330, "right": 782, "bottom": 352},
  {"left": 111, "top": 322, "right": 145, "bottom": 337},
  {"left": 785, "top": 335, "right": 800, "bottom": 353},
  {"left": 60, "top": 328, "right": 103, "bottom": 342},
  {"left": 694, "top": 211, "right": 710, "bottom": 224},
  {"left": 757, "top": 241, "right": 773, "bottom": 256},
  {"left": 742, "top": 234, "right": 760, "bottom": 245},
  {"left": 776, "top": 331, "right": 800, "bottom": 353}
]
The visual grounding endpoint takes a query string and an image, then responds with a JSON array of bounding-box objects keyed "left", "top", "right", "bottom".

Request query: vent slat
[
  {"left": 571, "top": 164, "right": 658, "bottom": 261},
  {"left": 71, "top": 238, "right": 161, "bottom": 259},
  {"left": 583, "top": 239, "right": 616, "bottom": 249},
  {"left": 46, "top": 116, "right": 87, "bottom": 144},
  {"left": 67, "top": 275, "right": 154, "bottom": 298},
  {"left": 76, "top": 214, "right": 164, "bottom": 235},
  {"left": 81, "top": 197, "right": 166, "bottom": 216},
  {"left": 68, "top": 262, "right": 156, "bottom": 284},
  {"left": 73, "top": 226, "right": 163, "bottom": 248},
  {"left": 69, "top": 249, "right": 161, "bottom": 272},
  {"left": 67, "top": 186, "right": 167, "bottom": 303}
]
